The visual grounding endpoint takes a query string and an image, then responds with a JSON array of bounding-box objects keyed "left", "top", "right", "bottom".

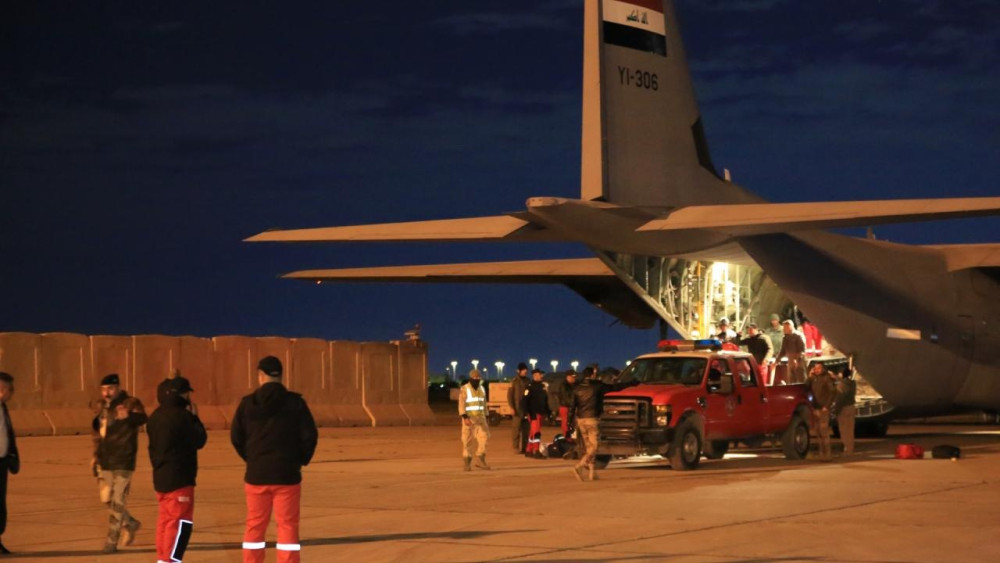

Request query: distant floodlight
[
  {"left": 529, "top": 358, "right": 538, "bottom": 370},
  {"left": 550, "top": 360, "right": 558, "bottom": 372},
  {"left": 571, "top": 360, "right": 579, "bottom": 371}
]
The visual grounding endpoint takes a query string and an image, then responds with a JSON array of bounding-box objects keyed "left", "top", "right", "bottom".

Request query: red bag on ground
[{"left": 895, "top": 444, "right": 924, "bottom": 459}]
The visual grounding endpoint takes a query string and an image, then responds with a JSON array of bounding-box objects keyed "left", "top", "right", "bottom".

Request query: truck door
[
  {"left": 702, "top": 359, "right": 737, "bottom": 439},
  {"left": 731, "top": 357, "right": 768, "bottom": 435}
]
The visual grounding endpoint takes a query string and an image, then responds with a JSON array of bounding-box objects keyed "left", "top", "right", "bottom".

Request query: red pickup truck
[{"left": 598, "top": 340, "right": 813, "bottom": 470}]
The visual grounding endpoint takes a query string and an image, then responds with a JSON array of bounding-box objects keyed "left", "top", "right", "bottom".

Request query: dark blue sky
[{"left": 2, "top": 0, "right": 997, "bottom": 377}]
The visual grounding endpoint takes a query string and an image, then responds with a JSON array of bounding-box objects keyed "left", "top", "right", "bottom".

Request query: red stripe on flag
[{"left": 616, "top": 0, "right": 664, "bottom": 13}]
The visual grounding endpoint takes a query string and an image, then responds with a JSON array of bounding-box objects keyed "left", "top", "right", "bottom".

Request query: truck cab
[{"left": 598, "top": 339, "right": 813, "bottom": 470}]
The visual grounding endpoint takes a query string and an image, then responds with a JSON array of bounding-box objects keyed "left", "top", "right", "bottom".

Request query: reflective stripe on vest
[
  {"left": 276, "top": 543, "right": 302, "bottom": 551},
  {"left": 465, "top": 385, "right": 486, "bottom": 413},
  {"left": 243, "top": 541, "right": 266, "bottom": 550}
]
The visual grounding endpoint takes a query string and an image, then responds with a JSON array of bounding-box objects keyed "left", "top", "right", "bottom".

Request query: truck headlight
[{"left": 655, "top": 404, "right": 671, "bottom": 427}]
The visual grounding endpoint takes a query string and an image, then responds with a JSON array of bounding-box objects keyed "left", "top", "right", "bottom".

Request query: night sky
[{"left": 2, "top": 1, "right": 997, "bottom": 378}]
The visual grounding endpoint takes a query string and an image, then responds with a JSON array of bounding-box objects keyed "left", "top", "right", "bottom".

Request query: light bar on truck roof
[{"left": 657, "top": 339, "right": 723, "bottom": 352}]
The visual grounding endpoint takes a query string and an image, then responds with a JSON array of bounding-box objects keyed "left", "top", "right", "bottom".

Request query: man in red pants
[
  {"left": 231, "top": 356, "right": 318, "bottom": 563},
  {"left": 522, "top": 368, "right": 550, "bottom": 458},
  {"left": 147, "top": 373, "right": 206, "bottom": 563}
]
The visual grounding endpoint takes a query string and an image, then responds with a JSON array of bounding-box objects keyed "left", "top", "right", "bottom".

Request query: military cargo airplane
[{"left": 248, "top": 0, "right": 1000, "bottom": 417}]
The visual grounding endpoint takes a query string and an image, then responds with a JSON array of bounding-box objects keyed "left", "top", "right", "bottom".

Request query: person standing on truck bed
[
  {"left": 736, "top": 323, "right": 775, "bottom": 368},
  {"left": 507, "top": 363, "right": 530, "bottom": 453},
  {"left": 765, "top": 314, "right": 784, "bottom": 353},
  {"left": 832, "top": 365, "right": 857, "bottom": 456},
  {"left": 779, "top": 320, "right": 807, "bottom": 384},
  {"left": 523, "top": 369, "right": 550, "bottom": 458},
  {"left": 570, "top": 370, "right": 636, "bottom": 481},
  {"left": 807, "top": 362, "right": 837, "bottom": 461}
]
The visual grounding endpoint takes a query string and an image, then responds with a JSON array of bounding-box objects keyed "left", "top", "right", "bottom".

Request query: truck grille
[{"left": 599, "top": 397, "right": 650, "bottom": 443}]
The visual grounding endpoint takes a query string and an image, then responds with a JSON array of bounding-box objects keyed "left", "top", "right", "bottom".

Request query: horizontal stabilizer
[
  {"left": 284, "top": 258, "right": 660, "bottom": 328},
  {"left": 246, "top": 215, "right": 564, "bottom": 243},
  {"left": 925, "top": 243, "right": 1000, "bottom": 271},
  {"left": 638, "top": 197, "right": 1000, "bottom": 236}
]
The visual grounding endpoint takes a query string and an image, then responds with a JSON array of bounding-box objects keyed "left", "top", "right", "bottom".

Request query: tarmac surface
[{"left": 5, "top": 420, "right": 1000, "bottom": 562}]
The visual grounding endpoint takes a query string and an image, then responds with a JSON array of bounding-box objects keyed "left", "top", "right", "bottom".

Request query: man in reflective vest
[
  {"left": 459, "top": 369, "right": 490, "bottom": 471},
  {"left": 231, "top": 356, "right": 318, "bottom": 563}
]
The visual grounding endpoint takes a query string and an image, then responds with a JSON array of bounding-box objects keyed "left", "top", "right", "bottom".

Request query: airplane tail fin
[{"left": 582, "top": 0, "right": 757, "bottom": 207}]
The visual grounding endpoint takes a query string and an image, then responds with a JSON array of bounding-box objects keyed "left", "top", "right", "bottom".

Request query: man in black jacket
[
  {"left": 506, "top": 362, "right": 530, "bottom": 452},
  {"left": 522, "top": 369, "right": 550, "bottom": 458},
  {"left": 570, "top": 370, "right": 636, "bottom": 481},
  {"left": 147, "top": 373, "right": 207, "bottom": 563},
  {"left": 231, "top": 356, "right": 318, "bottom": 563},
  {"left": 0, "top": 373, "right": 19, "bottom": 555},
  {"left": 92, "top": 373, "right": 147, "bottom": 553}
]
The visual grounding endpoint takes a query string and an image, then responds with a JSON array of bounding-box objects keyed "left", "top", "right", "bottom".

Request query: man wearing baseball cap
[
  {"left": 147, "top": 370, "right": 207, "bottom": 563},
  {"left": 231, "top": 356, "right": 318, "bottom": 563}
]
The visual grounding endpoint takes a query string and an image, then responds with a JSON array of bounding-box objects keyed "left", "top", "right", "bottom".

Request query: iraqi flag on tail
[{"left": 602, "top": 0, "right": 666, "bottom": 56}]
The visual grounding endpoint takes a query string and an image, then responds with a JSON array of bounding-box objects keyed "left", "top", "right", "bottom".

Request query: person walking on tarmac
[
  {"left": 523, "top": 369, "right": 551, "bottom": 458},
  {"left": 558, "top": 370, "right": 577, "bottom": 441},
  {"left": 147, "top": 372, "right": 207, "bottom": 563},
  {"left": 459, "top": 369, "right": 491, "bottom": 471},
  {"left": 570, "top": 370, "right": 636, "bottom": 481},
  {"left": 807, "top": 362, "right": 837, "bottom": 461},
  {"left": 507, "top": 363, "right": 530, "bottom": 453},
  {"left": 231, "top": 356, "right": 318, "bottom": 563},
  {"left": 92, "top": 373, "right": 147, "bottom": 554}
]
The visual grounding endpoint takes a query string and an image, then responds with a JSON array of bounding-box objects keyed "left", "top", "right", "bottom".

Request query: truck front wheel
[
  {"left": 669, "top": 420, "right": 702, "bottom": 470},
  {"left": 593, "top": 454, "right": 611, "bottom": 469},
  {"left": 782, "top": 414, "right": 810, "bottom": 459}
]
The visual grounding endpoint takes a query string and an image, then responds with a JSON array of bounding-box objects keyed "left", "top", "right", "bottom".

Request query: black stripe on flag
[{"left": 603, "top": 21, "right": 666, "bottom": 56}]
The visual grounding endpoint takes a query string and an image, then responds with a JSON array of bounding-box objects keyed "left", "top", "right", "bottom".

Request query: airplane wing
[
  {"left": 283, "top": 258, "right": 661, "bottom": 328},
  {"left": 637, "top": 197, "right": 1000, "bottom": 236},
  {"left": 245, "top": 215, "right": 566, "bottom": 243}
]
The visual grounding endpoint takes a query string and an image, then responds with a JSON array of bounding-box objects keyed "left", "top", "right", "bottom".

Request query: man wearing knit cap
[
  {"left": 459, "top": 369, "right": 490, "bottom": 471},
  {"left": 232, "top": 356, "right": 318, "bottom": 563},
  {"left": 92, "top": 373, "right": 147, "bottom": 553}
]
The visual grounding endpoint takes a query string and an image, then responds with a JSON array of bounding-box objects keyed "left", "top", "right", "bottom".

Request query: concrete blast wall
[{"left": 0, "top": 332, "right": 430, "bottom": 436}]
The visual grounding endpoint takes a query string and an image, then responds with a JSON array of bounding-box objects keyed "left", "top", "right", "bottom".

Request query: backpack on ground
[{"left": 931, "top": 444, "right": 961, "bottom": 459}]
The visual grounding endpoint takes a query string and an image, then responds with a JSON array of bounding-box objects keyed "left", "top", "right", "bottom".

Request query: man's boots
[
  {"left": 463, "top": 457, "right": 472, "bottom": 471},
  {"left": 475, "top": 454, "right": 491, "bottom": 470}
]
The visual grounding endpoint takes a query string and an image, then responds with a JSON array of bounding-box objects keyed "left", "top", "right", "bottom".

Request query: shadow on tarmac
[{"left": 5, "top": 530, "right": 527, "bottom": 559}]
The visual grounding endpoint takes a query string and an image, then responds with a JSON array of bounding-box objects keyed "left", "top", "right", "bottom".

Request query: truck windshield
[{"left": 622, "top": 357, "right": 707, "bottom": 386}]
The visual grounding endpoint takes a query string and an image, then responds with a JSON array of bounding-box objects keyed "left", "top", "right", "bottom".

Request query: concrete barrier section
[
  {"left": 178, "top": 336, "right": 226, "bottom": 430},
  {"left": 361, "top": 342, "right": 409, "bottom": 426},
  {"left": 212, "top": 336, "right": 258, "bottom": 425},
  {"left": 133, "top": 335, "right": 180, "bottom": 411},
  {"left": 327, "top": 341, "right": 372, "bottom": 427},
  {"left": 397, "top": 340, "right": 435, "bottom": 425},
  {"left": 0, "top": 332, "right": 52, "bottom": 436},
  {"left": 288, "top": 338, "right": 331, "bottom": 425},
  {"left": 43, "top": 333, "right": 94, "bottom": 435}
]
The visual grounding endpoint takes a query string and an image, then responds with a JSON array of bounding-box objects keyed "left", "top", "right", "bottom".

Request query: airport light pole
[
  {"left": 571, "top": 360, "right": 579, "bottom": 372},
  {"left": 471, "top": 359, "right": 479, "bottom": 373},
  {"left": 495, "top": 361, "right": 504, "bottom": 379},
  {"left": 450, "top": 360, "right": 457, "bottom": 380},
  {"left": 550, "top": 360, "right": 558, "bottom": 373},
  {"left": 529, "top": 358, "right": 537, "bottom": 371}
]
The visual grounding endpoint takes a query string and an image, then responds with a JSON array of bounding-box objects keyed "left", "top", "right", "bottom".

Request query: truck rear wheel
[
  {"left": 782, "top": 414, "right": 810, "bottom": 459},
  {"left": 704, "top": 440, "right": 729, "bottom": 460},
  {"left": 593, "top": 454, "right": 611, "bottom": 469},
  {"left": 669, "top": 420, "right": 702, "bottom": 470}
]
